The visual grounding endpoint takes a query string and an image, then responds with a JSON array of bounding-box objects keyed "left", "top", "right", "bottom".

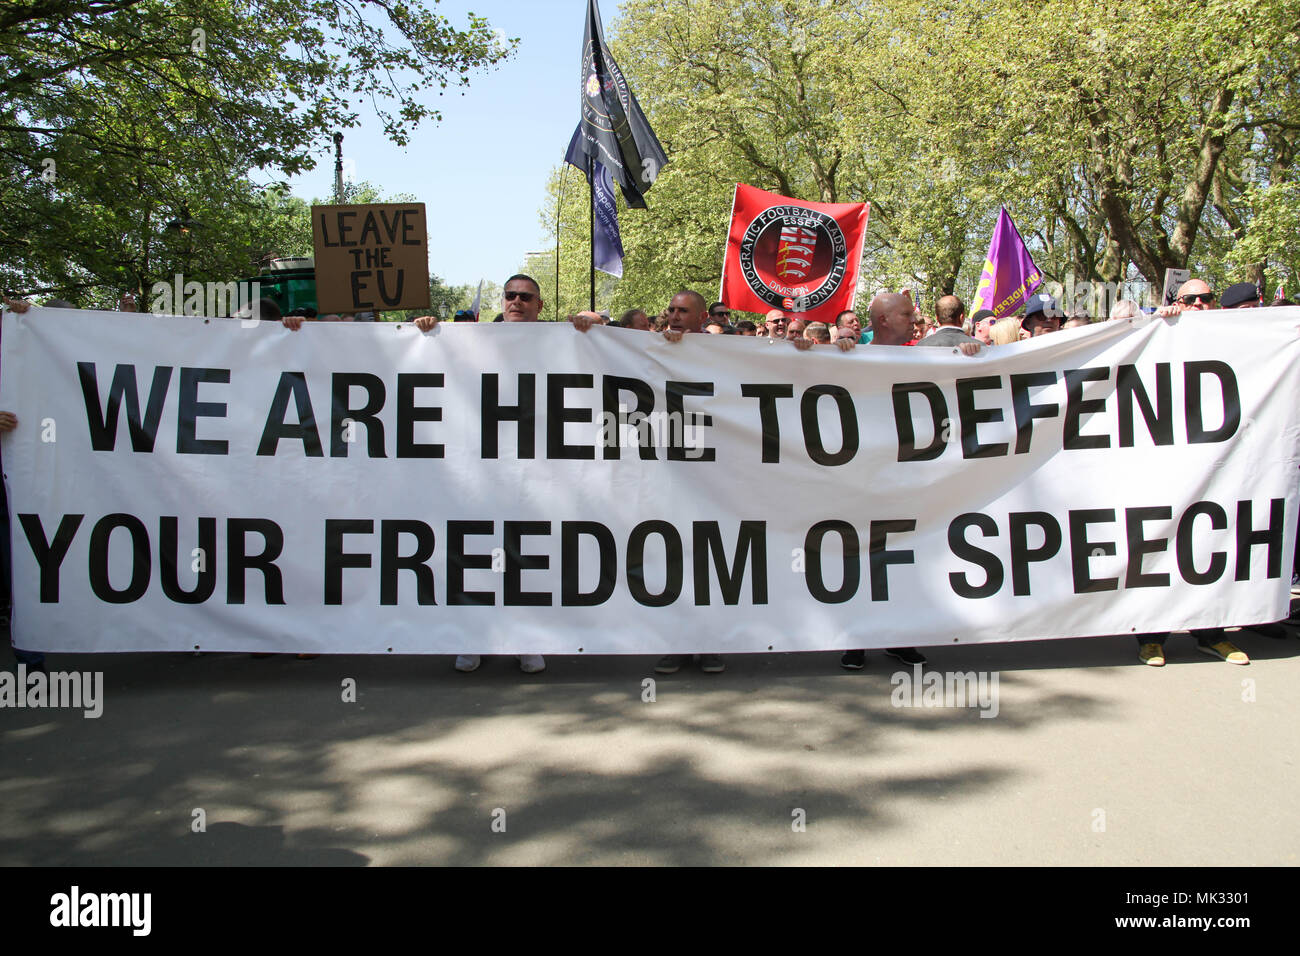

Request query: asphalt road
[{"left": 3, "top": 625, "right": 1297, "bottom": 866}]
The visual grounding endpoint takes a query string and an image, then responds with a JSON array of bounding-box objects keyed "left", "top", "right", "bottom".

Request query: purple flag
[{"left": 971, "top": 207, "right": 1043, "bottom": 319}]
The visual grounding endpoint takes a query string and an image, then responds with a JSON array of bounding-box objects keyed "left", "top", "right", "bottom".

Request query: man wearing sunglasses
[
  {"left": 412, "top": 274, "right": 548, "bottom": 674},
  {"left": 413, "top": 274, "right": 546, "bottom": 331},
  {"left": 1021, "top": 293, "right": 1063, "bottom": 336},
  {"left": 1157, "top": 278, "right": 1216, "bottom": 316},
  {"left": 500, "top": 274, "right": 545, "bottom": 321}
]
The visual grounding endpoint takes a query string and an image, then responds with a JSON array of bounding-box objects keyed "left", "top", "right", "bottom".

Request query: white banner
[{"left": 3, "top": 307, "right": 1298, "bottom": 654}]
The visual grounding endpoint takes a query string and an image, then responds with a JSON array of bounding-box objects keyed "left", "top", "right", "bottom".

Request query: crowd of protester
[{"left": 2, "top": 273, "right": 1297, "bottom": 677}]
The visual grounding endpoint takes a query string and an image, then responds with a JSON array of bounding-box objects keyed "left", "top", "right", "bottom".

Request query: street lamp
[
  {"left": 164, "top": 207, "right": 205, "bottom": 282},
  {"left": 165, "top": 207, "right": 205, "bottom": 234}
]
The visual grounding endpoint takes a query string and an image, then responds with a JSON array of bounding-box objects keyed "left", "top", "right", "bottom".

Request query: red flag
[{"left": 721, "top": 183, "right": 870, "bottom": 321}]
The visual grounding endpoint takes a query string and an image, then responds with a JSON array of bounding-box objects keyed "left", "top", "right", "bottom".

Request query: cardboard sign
[
  {"left": 312, "top": 203, "right": 430, "bottom": 313},
  {"left": 1162, "top": 268, "right": 1190, "bottom": 306}
]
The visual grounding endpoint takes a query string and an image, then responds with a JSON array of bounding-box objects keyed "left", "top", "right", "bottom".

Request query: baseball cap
[
  {"left": 1023, "top": 293, "right": 1059, "bottom": 321},
  {"left": 1220, "top": 282, "right": 1260, "bottom": 309}
]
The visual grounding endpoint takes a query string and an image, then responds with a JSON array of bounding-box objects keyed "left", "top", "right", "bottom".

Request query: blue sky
[{"left": 286, "top": 0, "right": 595, "bottom": 289}]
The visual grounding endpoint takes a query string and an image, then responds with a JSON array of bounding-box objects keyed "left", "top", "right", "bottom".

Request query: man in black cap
[
  {"left": 1021, "top": 293, "right": 1062, "bottom": 336},
  {"left": 1220, "top": 282, "right": 1261, "bottom": 309}
]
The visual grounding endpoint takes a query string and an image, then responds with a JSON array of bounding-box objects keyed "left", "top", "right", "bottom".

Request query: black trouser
[
  {"left": 1, "top": 456, "right": 44, "bottom": 666},
  {"left": 1134, "top": 629, "right": 1224, "bottom": 647}
]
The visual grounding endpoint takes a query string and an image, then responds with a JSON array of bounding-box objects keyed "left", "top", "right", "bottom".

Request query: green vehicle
[{"left": 246, "top": 257, "right": 317, "bottom": 314}]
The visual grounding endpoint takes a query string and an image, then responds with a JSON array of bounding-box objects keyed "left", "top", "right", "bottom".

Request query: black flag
[{"left": 576, "top": 0, "right": 668, "bottom": 209}]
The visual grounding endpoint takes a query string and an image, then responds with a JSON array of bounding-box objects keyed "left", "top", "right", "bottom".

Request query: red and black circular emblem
[{"left": 738, "top": 205, "right": 849, "bottom": 312}]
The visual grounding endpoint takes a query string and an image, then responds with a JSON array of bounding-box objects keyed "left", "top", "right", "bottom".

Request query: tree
[
  {"left": 899, "top": 0, "right": 1300, "bottom": 290},
  {"left": 0, "top": 0, "right": 514, "bottom": 299},
  {"left": 537, "top": 0, "right": 1299, "bottom": 312}
]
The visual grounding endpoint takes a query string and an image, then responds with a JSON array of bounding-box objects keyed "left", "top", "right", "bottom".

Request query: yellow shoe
[
  {"left": 1198, "top": 640, "right": 1249, "bottom": 665},
  {"left": 1138, "top": 643, "right": 1166, "bottom": 667}
]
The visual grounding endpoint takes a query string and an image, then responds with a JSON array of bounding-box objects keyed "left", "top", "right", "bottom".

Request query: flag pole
[
  {"left": 589, "top": 175, "right": 596, "bottom": 311},
  {"left": 555, "top": 164, "right": 567, "bottom": 321}
]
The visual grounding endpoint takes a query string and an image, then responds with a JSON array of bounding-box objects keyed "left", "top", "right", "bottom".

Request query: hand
[
  {"left": 3, "top": 296, "right": 31, "bottom": 314},
  {"left": 662, "top": 329, "right": 684, "bottom": 343},
  {"left": 412, "top": 315, "right": 439, "bottom": 332},
  {"left": 570, "top": 311, "right": 601, "bottom": 333},
  {"left": 1156, "top": 303, "right": 1183, "bottom": 318},
  {"left": 0, "top": 411, "right": 17, "bottom": 432},
  {"left": 282, "top": 314, "right": 305, "bottom": 331},
  {"left": 959, "top": 342, "right": 981, "bottom": 357},
  {"left": 790, "top": 336, "right": 813, "bottom": 351},
  {"left": 834, "top": 336, "right": 856, "bottom": 352}
]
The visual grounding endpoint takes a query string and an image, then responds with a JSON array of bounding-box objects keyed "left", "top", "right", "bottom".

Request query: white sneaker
[
  {"left": 518, "top": 654, "right": 546, "bottom": 674},
  {"left": 454, "top": 654, "right": 481, "bottom": 672}
]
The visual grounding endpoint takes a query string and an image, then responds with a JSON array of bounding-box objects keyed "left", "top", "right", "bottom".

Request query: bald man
[
  {"left": 763, "top": 309, "right": 788, "bottom": 337},
  {"left": 869, "top": 292, "right": 978, "bottom": 351},
  {"left": 1156, "top": 278, "right": 1216, "bottom": 317},
  {"left": 655, "top": 291, "right": 725, "bottom": 672},
  {"left": 661, "top": 289, "right": 709, "bottom": 338},
  {"left": 656, "top": 291, "right": 838, "bottom": 676},
  {"left": 840, "top": 293, "right": 978, "bottom": 671}
]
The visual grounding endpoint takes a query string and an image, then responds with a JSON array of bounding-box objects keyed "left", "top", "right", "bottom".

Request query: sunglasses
[
  {"left": 711, "top": 311, "right": 730, "bottom": 318},
  {"left": 504, "top": 290, "right": 536, "bottom": 302},
  {"left": 1179, "top": 292, "right": 1214, "bottom": 305}
]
